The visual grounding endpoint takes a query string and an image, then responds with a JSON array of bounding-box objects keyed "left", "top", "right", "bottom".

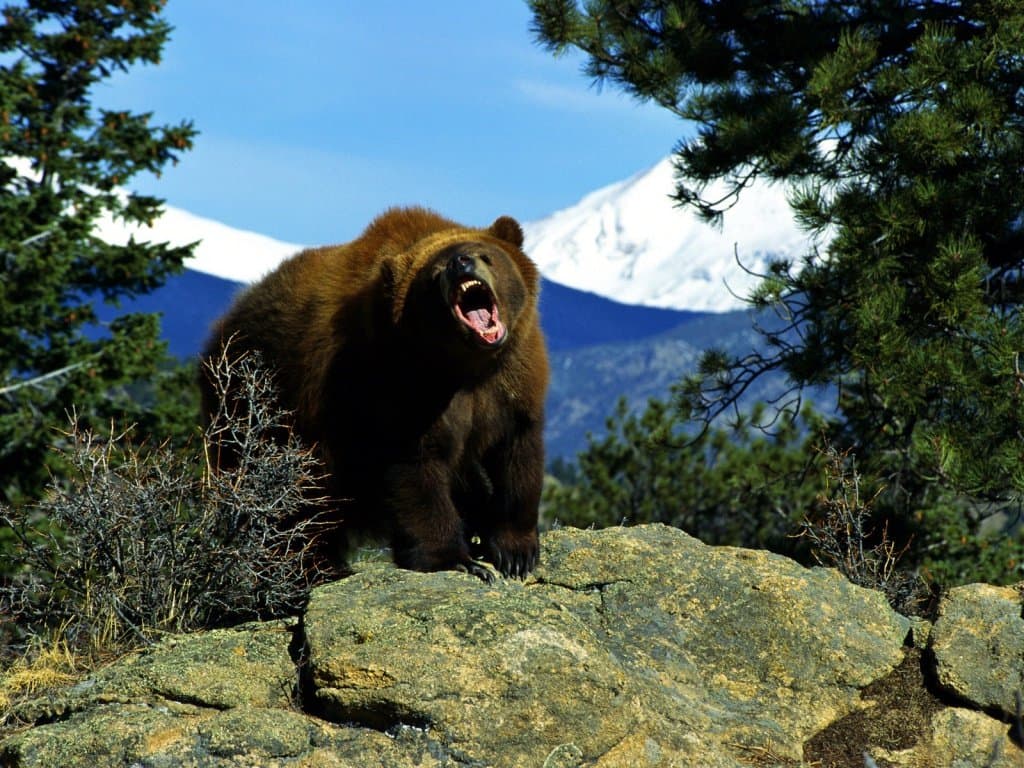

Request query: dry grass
[
  {"left": 0, "top": 637, "right": 78, "bottom": 713},
  {"left": 804, "top": 648, "right": 943, "bottom": 768},
  {"left": 733, "top": 739, "right": 817, "bottom": 766}
]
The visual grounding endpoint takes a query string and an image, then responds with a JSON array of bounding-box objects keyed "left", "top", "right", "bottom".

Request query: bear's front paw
[
  {"left": 485, "top": 529, "right": 539, "bottom": 579},
  {"left": 394, "top": 538, "right": 495, "bottom": 582}
]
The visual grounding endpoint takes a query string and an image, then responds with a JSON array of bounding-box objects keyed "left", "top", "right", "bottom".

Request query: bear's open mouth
[{"left": 452, "top": 278, "right": 507, "bottom": 346}]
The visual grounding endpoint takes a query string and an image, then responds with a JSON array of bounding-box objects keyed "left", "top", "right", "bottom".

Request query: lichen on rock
[
  {"left": 930, "top": 582, "right": 1024, "bottom": 718},
  {"left": 1, "top": 525, "right": 1021, "bottom": 768}
]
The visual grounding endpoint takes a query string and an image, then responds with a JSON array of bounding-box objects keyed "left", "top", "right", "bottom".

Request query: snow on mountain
[
  {"left": 94, "top": 205, "right": 305, "bottom": 284},
  {"left": 522, "top": 157, "right": 810, "bottom": 312}
]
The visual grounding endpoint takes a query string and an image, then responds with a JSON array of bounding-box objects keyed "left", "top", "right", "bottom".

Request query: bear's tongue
[
  {"left": 464, "top": 306, "right": 504, "bottom": 343},
  {"left": 466, "top": 307, "right": 493, "bottom": 330}
]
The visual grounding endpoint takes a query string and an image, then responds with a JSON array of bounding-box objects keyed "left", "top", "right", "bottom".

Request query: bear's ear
[{"left": 488, "top": 216, "right": 524, "bottom": 249}]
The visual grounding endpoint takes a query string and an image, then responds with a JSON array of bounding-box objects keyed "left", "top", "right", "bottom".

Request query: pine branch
[{"left": 0, "top": 358, "right": 96, "bottom": 398}]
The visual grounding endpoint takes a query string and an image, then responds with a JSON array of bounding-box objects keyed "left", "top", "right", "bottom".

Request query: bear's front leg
[
  {"left": 478, "top": 418, "right": 544, "bottom": 578},
  {"left": 384, "top": 460, "right": 493, "bottom": 582}
]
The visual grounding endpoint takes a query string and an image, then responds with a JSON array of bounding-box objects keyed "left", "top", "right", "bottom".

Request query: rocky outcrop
[
  {"left": 1, "top": 524, "right": 1021, "bottom": 767},
  {"left": 931, "top": 582, "right": 1024, "bottom": 718}
]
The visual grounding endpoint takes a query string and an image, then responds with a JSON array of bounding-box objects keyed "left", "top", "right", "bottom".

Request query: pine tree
[
  {"left": 0, "top": 1, "right": 197, "bottom": 504},
  {"left": 545, "top": 396, "right": 827, "bottom": 556},
  {"left": 530, "top": 1, "right": 1024, "bottom": 583}
]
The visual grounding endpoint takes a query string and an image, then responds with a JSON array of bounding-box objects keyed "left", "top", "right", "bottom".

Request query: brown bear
[{"left": 199, "top": 207, "right": 549, "bottom": 582}]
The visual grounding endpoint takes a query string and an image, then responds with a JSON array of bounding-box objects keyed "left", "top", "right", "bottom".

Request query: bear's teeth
[{"left": 459, "top": 280, "right": 483, "bottom": 293}]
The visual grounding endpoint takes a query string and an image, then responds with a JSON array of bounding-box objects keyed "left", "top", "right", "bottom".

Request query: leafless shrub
[
  {"left": 0, "top": 347, "right": 330, "bottom": 658},
  {"left": 798, "top": 442, "right": 928, "bottom": 615}
]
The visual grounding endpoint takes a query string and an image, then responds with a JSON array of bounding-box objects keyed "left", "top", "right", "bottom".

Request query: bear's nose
[{"left": 449, "top": 252, "right": 476, "bottom": 275}]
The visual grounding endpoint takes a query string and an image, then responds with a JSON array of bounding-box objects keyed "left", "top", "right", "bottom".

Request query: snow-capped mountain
[{"left": 523, "top": 157, "right": 809, "bottom": 312}]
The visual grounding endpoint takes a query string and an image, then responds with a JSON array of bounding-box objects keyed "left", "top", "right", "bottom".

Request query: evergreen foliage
[
  {"left": 531, "top": 0, "right": 1024, "bottom": 584},
  {"left": 0, "top": 0, "right": 197, "bottom": 505},
  {"left": 545, "top": 396, "right": 828, "bottom": 556}
]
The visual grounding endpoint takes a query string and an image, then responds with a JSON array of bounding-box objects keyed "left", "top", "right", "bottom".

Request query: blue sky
[{"left": 104, "top": 1, "right": 684, "bottom": 245}]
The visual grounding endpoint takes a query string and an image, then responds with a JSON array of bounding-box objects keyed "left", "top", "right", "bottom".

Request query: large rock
[
  {"left": 1, "top": 525, "right": 1021, "bottom": 767},
  {"left": 930, "top": 582, "right": 1024, "bottom": 717},
  {"left": 873, "top": 707, "right": 1023, "bottom": 768},
  {"left": 304, "top": 525, "right": 909, "bottom": 766}
]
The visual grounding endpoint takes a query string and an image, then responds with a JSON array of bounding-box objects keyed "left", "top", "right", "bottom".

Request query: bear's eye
[{"left": 479, "top": 253, "right": 492, "bottom": 266}]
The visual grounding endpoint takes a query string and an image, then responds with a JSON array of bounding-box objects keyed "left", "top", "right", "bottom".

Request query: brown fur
[{"left": 200, "top": 207, "right": 549, "bottom": 580}]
